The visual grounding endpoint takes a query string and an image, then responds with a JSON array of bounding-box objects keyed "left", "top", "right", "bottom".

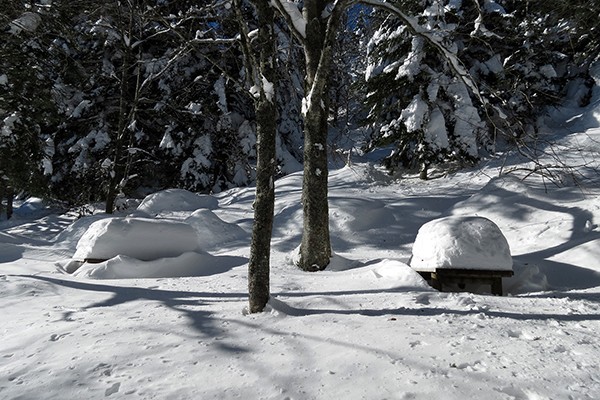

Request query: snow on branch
[
  {"left": 361, "top": 0, "right": 484, "bottom": 104},
  {"left": 271, "top": 0, "right": 306, "bottom": 40}
]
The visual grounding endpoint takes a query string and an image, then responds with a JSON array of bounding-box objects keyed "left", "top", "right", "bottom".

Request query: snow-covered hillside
[{"left": 1, "top": 90, "right": 600, "bottom": 398}]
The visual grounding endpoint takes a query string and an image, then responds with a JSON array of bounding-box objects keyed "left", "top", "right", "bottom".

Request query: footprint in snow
[
  {"left": 409, "top": 340, "right": 427, "bottom": 348},
  {"left": 414, "top": 293, "right": 431, "bottom": 305},
  {"left": 105, "top": 382, "right": 121, "bottom": 397},
  {"left": 450, "top": 360, "right": 488, "bottom": 372},
  {"left": 49, "top": 332, "right": 70, "bottom": 341},
  {"left": 506, "top": 330, "right": 541, "bottom": 341}
]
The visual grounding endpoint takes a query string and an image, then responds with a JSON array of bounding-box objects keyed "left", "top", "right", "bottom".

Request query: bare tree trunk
[
  {"left": 299, "top": 90, "right": 331, "bottom": 270},
  {"left": 248, "top": 97, "right": 276, "bottom": 312},
  {"left": 238, "top": 0, "right": 277, "bottom": 313},
  {"left": 297, "top": 0, "right": 346, "bottom": 271},
  {"left": 6, "top": 186, "right": 13, "bottom": 220},
  {"left": 0, "top": 180, "right": 14, "bottom": 220},
  {"left": 105, "top": 3, "right": 140, "bottom": 214},
  {"left": 0, "top": 179, "right": 5, "bottom": 219},
  {"left": 105, "top": 13, "right": 132, "bottom": 215}
]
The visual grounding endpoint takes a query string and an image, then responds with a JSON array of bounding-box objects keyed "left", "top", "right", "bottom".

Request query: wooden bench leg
[
  {"left": 491, "top": 278, "right": 503, "bottom": 296},
  {"left": 430, "top": 273, "right": 442, "bottom": 292}
]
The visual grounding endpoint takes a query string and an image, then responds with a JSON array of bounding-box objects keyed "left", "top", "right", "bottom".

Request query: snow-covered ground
[{"left": 2, "top": 94, "right": 600, "bottom": 398}]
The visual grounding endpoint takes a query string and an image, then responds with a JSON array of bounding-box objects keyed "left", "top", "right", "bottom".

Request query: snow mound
[
  {"left": 185, "top": 209, "right": 247, "bottom": 250},
  {"left": 137, "top": 189, "right": 218, "bottom": 214},
  {"left": 72, "top": 217, "right": 200, "bottom": 261},
  {"left": 368, "top": 259, "right": 431, "bottom": 288},
  {"left": 72, "top": 251, "right": 246, "bottom": 279},
  {"left": 52, "top": 215, "right": 107, "bottom": 246},
  {"left": 14, "top": 197, "right": 47, "bottom": 217},
  {"left": 410, "top": 216, "right": 513, "bottom": 272},
  {"left": 479, "top": 175, "right": 530, "bottom": 197}
]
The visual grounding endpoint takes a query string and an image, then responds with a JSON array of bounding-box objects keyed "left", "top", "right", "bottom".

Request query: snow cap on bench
[{"left": 410, "top": 215, "right": 512, "bottom": 272}]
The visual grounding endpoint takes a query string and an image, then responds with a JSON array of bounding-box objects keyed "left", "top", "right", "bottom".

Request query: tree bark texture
[
  {"left": 6, "top": 186, "right": 13, "bottom": 220},
  {"left": 0, "top": 181, "right": 5, "bottom": 219},
  {"left": 297, "top": 0, "right": 346, "bottom": 271},
  {"left": 246, "top": 0, "right": 277, "bottom": 313}
]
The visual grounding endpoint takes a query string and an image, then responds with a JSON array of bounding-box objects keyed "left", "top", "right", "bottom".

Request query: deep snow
[{"left": 2, "top": 92, "right": 600, "bottom": 398}]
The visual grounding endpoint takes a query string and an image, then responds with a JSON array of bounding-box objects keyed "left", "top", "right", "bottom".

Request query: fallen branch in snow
[{"left": 500, "top": 136, "right": 600, "bottom": 191}]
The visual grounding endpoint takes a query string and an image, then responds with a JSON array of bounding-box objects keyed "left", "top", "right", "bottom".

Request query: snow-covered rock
[
  {"left": 72, "top": 217, "right": 199, "bottom": 261},
  {"left": 410, "top": 215, "right": 513, "bottom": 272}
]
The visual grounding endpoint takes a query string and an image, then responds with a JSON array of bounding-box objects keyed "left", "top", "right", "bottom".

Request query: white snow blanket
[
  {"left": 72, "top": 217, "right": 199, "bottom": 261},
  {"left": 411, "top": 215, "right": 513, "bottom": 272}
]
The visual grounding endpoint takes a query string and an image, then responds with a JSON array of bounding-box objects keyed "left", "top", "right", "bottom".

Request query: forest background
[{"left": 2, "top": 0, "right": 597, "bottom": 216}]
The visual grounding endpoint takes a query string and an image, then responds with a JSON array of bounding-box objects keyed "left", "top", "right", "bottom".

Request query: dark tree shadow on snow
[
  {"left": 13, "top": 274, "right": 249, "bottom": 353},
  {"left": 446, "top": 182, "right": 600, "bottom": 291}
]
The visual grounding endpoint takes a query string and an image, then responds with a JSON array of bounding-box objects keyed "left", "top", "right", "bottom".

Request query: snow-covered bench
[
  {"left": 68, "top": 217, "right": 200, "bottom": 268},
  {"left": 410, "top": 216, "right": 514, "bottom": 295},
  {"left": 414, "top": 268, "right": 513, "bottom": 295}
]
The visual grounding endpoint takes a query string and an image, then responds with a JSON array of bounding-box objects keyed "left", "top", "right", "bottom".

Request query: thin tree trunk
[
  {"left": 6, "top": 186, "right": 14, "bottom": 220},
  {"left": 106, "top": 4, "right": 136, "bottom": 214},
  {"left": 248, "top": 97, "right": 276, "bottom": 312},
  {"left": 299, "top": 92, "right": 331, "bottom": 271},
  {"left": 0, "top": 180, "right": 5, "bottom": 219},
  {"left": 105, "top": 50, "right": 130, "bottom": 214},
  {"left": 243, "top": 0, "right": 277, "bottom": 313}
]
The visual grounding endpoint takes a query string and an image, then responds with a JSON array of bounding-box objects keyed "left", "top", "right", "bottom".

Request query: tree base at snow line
[
  {"left": 415, "top": 269, "right": 514, "bottom": 295},
  {"left": 0, "top": 184, "right": 14, "bottom": 220},
  {"left": 296, "top": 246, "right": 331, "bottom": 272}
]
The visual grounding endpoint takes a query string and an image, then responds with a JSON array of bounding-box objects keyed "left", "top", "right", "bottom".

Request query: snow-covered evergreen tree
[
  {"left": 361, "top": 0, "right": 599, "bottom": 178},
  {"left": 41, "top": 1, "right": 259, "bottom": 206},
  {"left": 363, "top": 1, "right": 486, "bottom": 178},
  {"left": 0, "top": 2, "right": 58, "bottom": 216}
]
